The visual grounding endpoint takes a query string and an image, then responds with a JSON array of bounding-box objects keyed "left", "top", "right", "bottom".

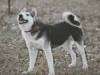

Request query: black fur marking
[
  {"left": 30, "top": 21, "right": 47, "bottom": 39},
  {"left": 68, "top": 15, "right": 80, "bottom": 26},
  {"left": 30, "top": 21, "right": 83, "bottom": 48}
]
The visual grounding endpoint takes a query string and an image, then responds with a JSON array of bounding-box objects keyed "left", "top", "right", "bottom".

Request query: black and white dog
[{"left": 17, "top": 8, "right": 88, "bottom": 75}]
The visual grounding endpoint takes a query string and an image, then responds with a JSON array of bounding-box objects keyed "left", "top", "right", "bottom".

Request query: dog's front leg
[
  {"left": 22, "top": 47, "right": 38, "bottom": 74},
  {"left": 28, "top": 47, "right": 38, "bottom": 72},
  {"left": 43, "top": 42, "right": 55, "bottom": 75}
]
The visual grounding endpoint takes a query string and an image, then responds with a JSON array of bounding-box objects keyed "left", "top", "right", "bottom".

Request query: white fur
[
  {"left": 75, "top": 42, "right": 88, "bottom": 69},
  {"left": 17, "top": 8, "right": 37, "bottom": 32}
]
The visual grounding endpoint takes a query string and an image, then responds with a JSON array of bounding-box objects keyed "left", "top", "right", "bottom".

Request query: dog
[{"left": 17, "top": 8, "right": 88, "bottom": 75}]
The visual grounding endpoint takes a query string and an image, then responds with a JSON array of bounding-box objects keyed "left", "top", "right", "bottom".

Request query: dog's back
[{"left": 31, "top": 21, "right": 83, "bottom": 48}]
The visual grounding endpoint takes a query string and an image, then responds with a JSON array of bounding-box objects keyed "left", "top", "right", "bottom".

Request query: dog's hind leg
[
  {"left": 67, "top": 40, "right": 77, "bottom": 68},
  {"left": 75, "top": 41, "right": 88, "bottom": 70}
]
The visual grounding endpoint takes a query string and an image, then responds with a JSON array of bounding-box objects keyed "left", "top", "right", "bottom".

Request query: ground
[{"left": 0, "top": 0, "right": 100, "bottom": 75}]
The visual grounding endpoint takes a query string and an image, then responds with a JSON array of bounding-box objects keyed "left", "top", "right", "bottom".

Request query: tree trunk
[{"left": 8, "top": 0, "right": 11, "bottom": 14}]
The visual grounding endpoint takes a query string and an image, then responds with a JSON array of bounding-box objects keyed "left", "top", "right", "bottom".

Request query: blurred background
[{"left": 0, "top": 0, "right": 100, "bottom": 75}]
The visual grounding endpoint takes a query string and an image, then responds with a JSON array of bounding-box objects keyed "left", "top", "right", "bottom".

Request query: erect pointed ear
[
  {"left": 31, "top": 8, "right": 37, "bottom": 17},
  {"left": 21, "top": 7, "right": 27, "bottom": 12}
]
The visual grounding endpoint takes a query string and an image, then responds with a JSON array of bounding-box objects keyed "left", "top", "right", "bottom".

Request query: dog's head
[{"left": 17, "top": 8, "right": 37, "bottom": 31}]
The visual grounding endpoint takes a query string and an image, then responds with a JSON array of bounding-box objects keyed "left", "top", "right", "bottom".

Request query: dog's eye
[{"left": 26, "top": 14, "right": 30, "bottom": 16}]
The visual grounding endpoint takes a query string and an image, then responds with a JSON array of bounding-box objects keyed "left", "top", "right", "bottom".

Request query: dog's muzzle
[{"left": 18, "top": 14, "right": 28, "bottom": 24}]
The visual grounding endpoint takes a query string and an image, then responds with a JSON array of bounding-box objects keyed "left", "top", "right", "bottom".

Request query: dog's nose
[
  {"left": 19, "top": 14, "right": 23, "bottom": 21},
  {"left": 19, "top": 14, "right": 23, "bottom": 18}
]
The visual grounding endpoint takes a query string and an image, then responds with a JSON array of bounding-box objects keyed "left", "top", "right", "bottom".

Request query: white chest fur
[{"left": 21, "top": 31, "right": 45, "bottom": 49}]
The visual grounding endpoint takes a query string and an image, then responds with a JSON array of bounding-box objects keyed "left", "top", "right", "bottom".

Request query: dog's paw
[
  {"left": 48, "top": 70, "right": 55, "bottom": 75},
  {"left": 48, "top": 72, "right": 55, "bottom": 75},
  {"left": 22, "top": 71, "right": 29, "bottom": 75},
  {"left": 68, "top": 63, "right": 76, "bottom": 68},
  {"left": 82, "top": 63, "right": 88, "bottom": 70},
  {"left": 22, "top": 70, "right": 33, "bottom": 75}
]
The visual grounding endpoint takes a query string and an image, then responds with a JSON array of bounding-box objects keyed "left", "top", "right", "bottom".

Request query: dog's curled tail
[{"left": 62, "top": 12, "right": 80, "bottom": 26}]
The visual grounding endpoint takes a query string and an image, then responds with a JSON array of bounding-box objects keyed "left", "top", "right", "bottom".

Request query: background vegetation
[{"left": 0, "top": 0, "right": 100, "bottom": 75}]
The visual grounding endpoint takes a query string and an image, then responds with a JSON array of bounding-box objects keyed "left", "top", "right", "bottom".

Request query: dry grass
[{"left": 0, "top": 0, "right": 100, "bottom": 75}]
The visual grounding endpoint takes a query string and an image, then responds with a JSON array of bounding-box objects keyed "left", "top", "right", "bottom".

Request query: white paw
[
  {"left": 48, "top": 71, "right": 55, "bottom": 75},
  {"left": 82, "top": 63, "right": 88, "bottom": 70},
  {"left": 48, "top": 73, "right": 55, "bottom": 75},
  {"left": 68, "top": 63, "right": 76, "bottom": 68},
  {"left": 22, "top": 71, "right": 29, "bottom": 75},
  {"left": 22, "top": 69, "right": 33, "bottom": 75}
]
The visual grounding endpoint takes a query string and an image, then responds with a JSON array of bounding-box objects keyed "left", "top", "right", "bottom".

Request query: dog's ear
[
  {"left": 31, "top": 8, "right": 37, "bottom": 17},
  {"left": 21, "top": 8, "right": 27, "bottom": 12},
  {"left": 17, "top": 7, "right": 26, "bottom": 14}
]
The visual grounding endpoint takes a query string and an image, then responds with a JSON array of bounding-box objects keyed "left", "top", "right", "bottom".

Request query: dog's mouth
[
  {"left": 19, "top": 19, "right": 28, "bottom": 24},
  {"left": 18, "top": 18, "right": 28, "bottom": 24},
  {"left": 18, "top": 15, "right": 28, "bottom": 24}
]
